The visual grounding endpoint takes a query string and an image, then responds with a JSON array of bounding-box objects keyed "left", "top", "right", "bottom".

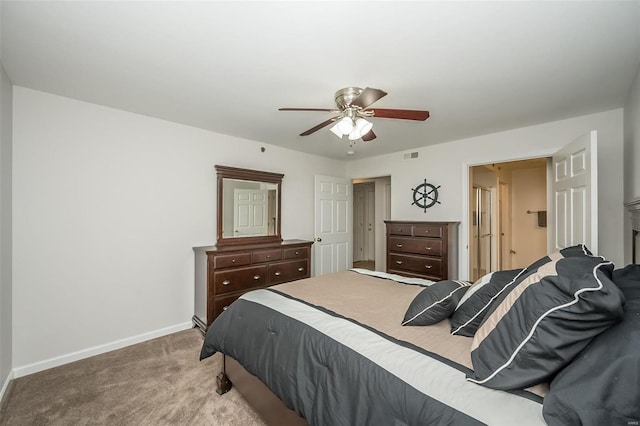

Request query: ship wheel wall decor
[{"left": 411, "top": 179, "right": 441, "bottom": 212}]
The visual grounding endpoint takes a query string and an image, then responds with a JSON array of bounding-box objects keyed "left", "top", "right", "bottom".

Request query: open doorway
[
  {"left": 469, "top": 158, "right": 548, "bottom": 281},
  {"left": 352, "top": 177, "right": 391, "bottom": 271}
]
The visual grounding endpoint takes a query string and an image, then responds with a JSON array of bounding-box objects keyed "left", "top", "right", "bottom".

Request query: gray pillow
[
  {"left": 450, "top": 268, "right": 525, "bottom": 337},
  {"left": 468, "top": 247, "right": 625, "bottom": 390},
  {"left": 543, "top": 264, "right": 640, "bottom": 425},
  {"left": 402, "top": 280, "right": 470, "bottom": 326}
]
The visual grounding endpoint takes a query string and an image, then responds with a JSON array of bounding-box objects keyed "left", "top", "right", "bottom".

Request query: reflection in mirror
[
  {"left": 215, "top": 165, "right": 283, "bottom": 247},
  {"left": 222, "top": 178, "right": 279, "bottom": 238}
]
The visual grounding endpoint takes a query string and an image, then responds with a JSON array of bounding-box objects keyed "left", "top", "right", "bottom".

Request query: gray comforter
[{"left": 200, "top": 271, "right": 545, "bottom": 426}]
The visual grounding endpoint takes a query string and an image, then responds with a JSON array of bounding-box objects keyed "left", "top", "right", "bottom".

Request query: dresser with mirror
[{"left": 193, "top": 165, "right": 313, "bottom": 332}]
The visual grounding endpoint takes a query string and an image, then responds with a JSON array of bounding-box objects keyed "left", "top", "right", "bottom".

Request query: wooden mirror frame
[{"left": 216, "top": 165, "right": 283, "bottom": 248}]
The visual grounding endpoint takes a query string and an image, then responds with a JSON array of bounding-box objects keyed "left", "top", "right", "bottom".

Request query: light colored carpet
[{"left": 0, "top": 329, "right": 266, "bottom": 426}]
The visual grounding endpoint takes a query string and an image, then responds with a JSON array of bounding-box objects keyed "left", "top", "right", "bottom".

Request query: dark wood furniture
[
  {"left": 385, "top": 220, "right": 459, "bottom": 281},
  {"left": 193, "top": 239, "right": 313, "bottom": 332},
  {"left": 194, "top": 165, "right": 313, "bottom": 332}
]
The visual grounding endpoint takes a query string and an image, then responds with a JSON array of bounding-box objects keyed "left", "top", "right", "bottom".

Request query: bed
[{"left": 200, "top": 211, "right": 640, "bottom": 425}]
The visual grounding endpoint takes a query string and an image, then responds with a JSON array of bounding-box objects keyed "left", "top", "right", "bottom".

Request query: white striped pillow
[{"left": 402, "top": 280, "right": 470, "bottom": 326}]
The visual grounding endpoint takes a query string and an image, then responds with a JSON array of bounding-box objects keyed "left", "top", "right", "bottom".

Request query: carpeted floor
[{"left": 0, "top": 329, "right": 266, "bottom": 426}]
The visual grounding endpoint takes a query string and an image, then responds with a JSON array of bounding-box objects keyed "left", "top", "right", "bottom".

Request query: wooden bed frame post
[{"left": 216, "top": 354, "right": 232, "bottom": 395}]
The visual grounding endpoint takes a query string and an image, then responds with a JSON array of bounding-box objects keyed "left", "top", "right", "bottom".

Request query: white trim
[
  {"left": 12, "top": 321, "right": 192, "bottom": 378},
  {"left": 0, "top": 369, "right": 14, "bottom": 404}
]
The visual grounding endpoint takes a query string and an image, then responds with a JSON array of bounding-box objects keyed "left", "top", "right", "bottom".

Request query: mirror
[{"left": 216, "top": 165, "right": 283, "bottom": 247}]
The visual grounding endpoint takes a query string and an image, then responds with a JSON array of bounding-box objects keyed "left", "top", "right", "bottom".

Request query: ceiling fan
[{"left": 279, "top": 87, "right": 430, "bottom": 142}]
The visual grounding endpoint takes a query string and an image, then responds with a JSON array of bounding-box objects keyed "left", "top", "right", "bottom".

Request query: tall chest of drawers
[
  {"left": 193, "top": 239, "right": 313, "bottom": 332},
  {"left": 385, "top": 221, "right": 459, "bottom": 281}
]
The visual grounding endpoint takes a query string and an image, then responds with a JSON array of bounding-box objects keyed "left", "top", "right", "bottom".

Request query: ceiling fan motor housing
[{"left": 334, "top": 87, "right": 364, "bottom": 110}]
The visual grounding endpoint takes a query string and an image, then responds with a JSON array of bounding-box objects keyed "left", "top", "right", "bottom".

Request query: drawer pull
[
  {"left": 425, "top": 247, "right": 432, "bottom": 250},
  {"left": 253, "top": 275, "right": 261, "bottom": 280},
  {"left": 425, "top": 265, "right": 433, "bottom": 269},
  {"left": 396, "top": 260, "right": 403, "bottom": 265},
  {"left": 232, "top": 259, "right": 236, "bottom": 263},
  {"left": 425, "top": 230, "right": 430, "bottom": 234},
  {"left": 396, "top": 244, "right": 403, "bottom": 248},
  {"left": 223, "top": 305, "right": 229, "bottom": 311},
  {"left": 398, "top": 228, "right": 403, "bottom": 232},
  {"left": 295, "top": 251, "right": 299, "bottom": 255},
  {"left": 222, "top": 280, "right": 231, "bottom": 286},
  {"left": 274, "top": 271, "right": 281, "bottom": 276},
  {"left": 298, "top": 267, "right": 304, "bottom": 272},
  {"left": 266, "top": 255, "right": 271, "bottom": 259}
]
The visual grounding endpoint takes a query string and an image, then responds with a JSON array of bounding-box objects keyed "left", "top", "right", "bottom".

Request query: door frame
[{"left": 462, "top": 150, "right": 556, "bottom": 280}]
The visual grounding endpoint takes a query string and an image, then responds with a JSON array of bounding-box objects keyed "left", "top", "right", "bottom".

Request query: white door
[
  {"left": 314, "top": 175, "right": 352, "bottom": 276},
  {"left": 233, "top": 189, "right": 268, "bottom": 236},
  {"left": 550, "top": 131, "right": 598, "bottom": 254}
]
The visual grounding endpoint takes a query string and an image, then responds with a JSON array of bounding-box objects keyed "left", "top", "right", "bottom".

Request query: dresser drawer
[
  {"left": 212, "top": 252, "right": 252, "bottom": 269},
  {"left": 412, "top": 225, "right": 443, "bottom": 239},
  {"left": 283, "top": 246, "right": 309, "bottom": 260},
  {"left": 268, "top": 260, "right": 309, "bottom": 285},
  {"left": 213, "top": 265, "right": 268, "bottom": 295},
  {"left": 388, "top": 223, "right": 412, "bottom": 236},
  {"left": 389, "top": 254, "right": 443, "bottom": 277},
  {"left": 389, "top": 237, "right": 443, "bottom": 256},
  {"left": 213, "top": 293, "right": 243, "bottom": 318},
  {"left": 252, "top": 249, "right": 282, "bottom": 264}
]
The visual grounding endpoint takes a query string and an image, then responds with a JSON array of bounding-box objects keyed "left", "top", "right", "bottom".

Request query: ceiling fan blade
[
  {"left": 279, "top": 108, "right": 336, "bottom": 112},
  {"left": 361, "top": 130, "right": 376, "bottom": 142},
  {"left": 351, "top": 87, "right": 388, "bottom": 109},
  {"left": 368, "top": 108, "right": 430, "bottom": 121},
  {"left": 300, "top": 118, "right": 336, "bottom": 136}
]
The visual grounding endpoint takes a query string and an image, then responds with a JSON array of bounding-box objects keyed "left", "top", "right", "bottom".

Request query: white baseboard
[
  {"left": 0, "top": 369, "right": 14, "bottom": 406},
  {"left": 12, "top": 321, "right": 193, "bottom": 378}
]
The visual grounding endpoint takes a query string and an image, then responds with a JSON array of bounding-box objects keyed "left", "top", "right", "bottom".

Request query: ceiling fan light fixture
[
  {"left": 335, "top": 116, "right": 354, "bottom": 135},
  {"left": 278, "top": 86, "right": 429, "bottom": 142},
  {"left": 329, "top": 122, "right": 344, "bottom": 138},
  {"left": 347, "top": 118, "right": 373, "bottom": 140},
  {"left": 354, "top": 117, "right": 373, "bottom": 135}
]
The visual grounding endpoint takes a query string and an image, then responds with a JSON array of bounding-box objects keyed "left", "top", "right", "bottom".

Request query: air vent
[{"left": 403, "top": 152, "right": 419, "bottom": 160}]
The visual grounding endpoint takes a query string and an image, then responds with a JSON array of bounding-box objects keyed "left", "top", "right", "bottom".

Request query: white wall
[
  {"left": 511, "top": 167, "right": 547, "bottom": 268},
  {"left": 624, "top": 62, "right": 640, "bottom": 263},
  {"left": 0, "top": 64, "right": 13, "bottom": 399},
  {"left": 7, "top": 82, "right": 634, "bottom": 376},
  {"left": 347, "top": 109, "right": 625, "bottom": 279},
  {"left": 12, "top": 87, "right": 345, "bottom": 374}
]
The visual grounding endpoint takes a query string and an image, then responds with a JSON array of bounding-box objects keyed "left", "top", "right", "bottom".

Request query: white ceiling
[{"left": 2, "top": 1, "right": 640, "bottom": 160}]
